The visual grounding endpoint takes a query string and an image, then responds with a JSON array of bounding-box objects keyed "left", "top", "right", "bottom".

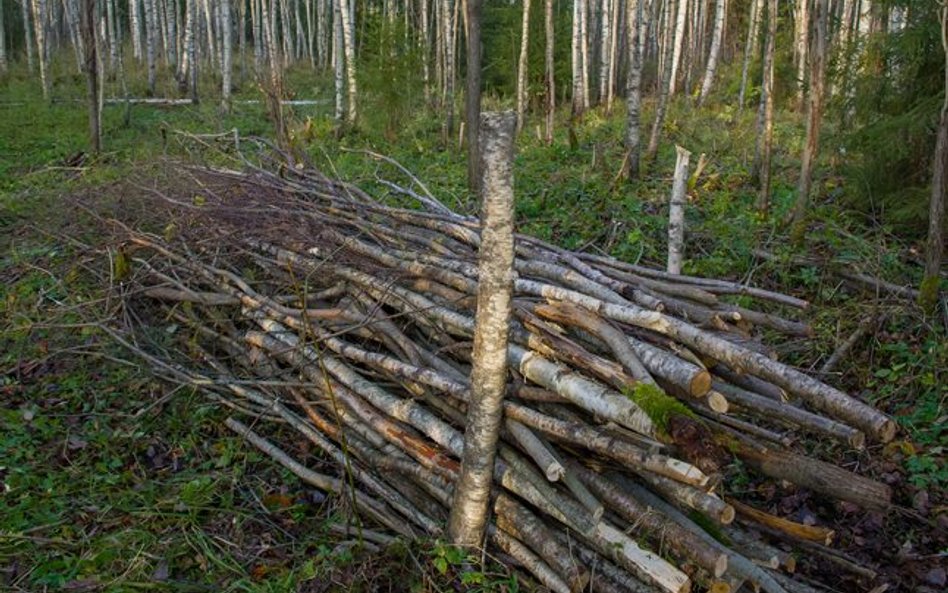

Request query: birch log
[
  {"left": 447, "top": 111, "right": 517, "bottom": 548},
  {"left": 667, "top": 146, "right": 691, "bottom": 275}
]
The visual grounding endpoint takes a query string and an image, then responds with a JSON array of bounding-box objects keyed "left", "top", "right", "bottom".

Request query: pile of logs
[{"left": 106, "top": 157, "right": 894, "bottom": 593}]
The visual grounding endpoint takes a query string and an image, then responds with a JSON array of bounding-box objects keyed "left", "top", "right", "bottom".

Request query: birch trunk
[
  {"left": 304, "top": 0, "right": 314, "bottom": 67},
  {"left": 188, "top": 0, "right": 199, "bottom": 102},
  {"left": 516, "top": 0, "right": 531, "bottom": 134},
  {"left": 203, "top": 0, "right": 217, "bottom": 67},
  {"left": 544, "top": 0, "right": 554, "bottom": 143},
  {"left": 580, "top": 0, "right": 589, "bottom": 108},
  {"left": 624, "top": 0, "right": 642, "bottom": 179},
  {"left": 669, "top": 0, "right": 687, "bottom": 95},
  {"left": 221, "top": 0, "right": 232, "bottom": 110},
  {"left": 571, "top": 0, "right": 584, "bottom": 116},
  {"left": 737, "top": 0, "right": 762, "bottom": 110},
  {"left": 31, "top": 0, "right": 51, "bottom": 100},
  {"left": 667, "top": 146, "right": 690, "bottom": 275},
  {"left": 754, "top": 0, "right": 777, "bottom": 213},
  {"left": 794, "top": 0, "right": 809, "bottom": 109},
  {"left": 105, "top": 0, "right": 118, "bottom": 72},
  {"left": 421, "top": 0, "right": 430, "bottom": 101},
  {"left": 317, "top": 0, "right": 327, "bottom": 68},
  {"left": 21, "top": 0, "right": 35, "bottom": 71},
  {"left": 447, "top": 111, "right": 517, "bottom": 548},
  {"left": 81, "top": 0, "right": 99, "bottom": 152},
  {"left": 332, "top": 0, "right": 343, "bottom": 120},
  {"left": 179, "top": 0, "right": 195, "bottom": 87},
  {"left": 441, "top": 0, "right": 455, "bottom": 138},
  {"left": 919, "top": 4, "right": 948, "bottom": 312},
  {"left": 790, "top": 0, "right": 827, "bottom": 236},
  {"left": 338, "top": 0, "right": 356, "bottom": 123},
  {"left": 165, "top": 0, "right": 178, "bottom": 67},
  {"left": 598, "top": 0, "right": 611, "bottom": 106},
  {"left": 144, "top": 0, "right": 157, "bottom": 94},
  {"left": 467, "top": 0, "right": 482, "bottom": 193},
  {"left": 697, "top": 0, "right": 725, "bottom": 106},
  {"left": 63, "top": 0, "right": 84, "bottom": 73}
]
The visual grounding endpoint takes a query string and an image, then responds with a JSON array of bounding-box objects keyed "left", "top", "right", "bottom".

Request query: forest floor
[{"left": 1, "top": 62, "right": 945, "bottom": 592}]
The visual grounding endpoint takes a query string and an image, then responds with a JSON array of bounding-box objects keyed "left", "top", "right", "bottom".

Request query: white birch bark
[
  {"left": 516, "top": 0, "right": 532, "bottom": 134},
  {"left": 31, "top": 0, "right": 51, "bottom": 100},
  {"left": 738, "top": 0, "right": 762, "bottom": 110},
  {"left": 544, "top": 0, "right": 554, "bottom": 143},
  {"left": 22, "top": 0, "right": 35, "bottom": 71},
  {"left": 221, "top": 0, "right": 232, "bottom": 110},
  {"left": 625, "top": 0, "right": 642, "bottom": 179},
  {"left": 144, "top": 0, "right": 157, "bottom": 94},
  {"left": 580, "top": 0, "right": 589, "bottom": 108},
  {"left": 317, "top": 0, "right": 327, "bottom": 68},
  {"left": 338, "top": 0, "right": 357, "bottom": 123},
  {"left": 755, "top": 0, "right": 777, "bottom": 212},
  {"left": 669, "top": 0, "right": 688, "bottom": 95},
  {"left": 332, "top": 0, "right": 343, "bottom": 120},
  {"left": 106, "top": 0, "right": 119, "bottom": 71},
  {"left": 667, "top": 145, "right": 691, "bottom": 275},
  {"left": 697, "top": 0, "right": 725, "bottom": 105},
  {"left": 421, "top": 0, "right": 430, "bottom": 101},
  {"left": 63, "top": 0, "right": 84, "bottom": 73},
  {"left": 447, "top": 111, "right": 517, "bottom": 548},
  {"left": 794, "top": 0, "right": 809, "bottom": 108},
  {"left": 180, "top": 0, "right": 195, "bottom": 85},
  {"left": 205, "top": 0, "right": 218, "bottom": 68},
  {"left": 304, "top": 0, "right": 314, "bottom": 67},
  {"left": 188, "top": 0, "right": 199, "bottom": 102},
  {"left": 571, "top": 0, "right": 584, "bottom": 116},
  {"left": 598, "top": 0, "right": 611, "bottom": 104},
  {"left": 605, "top": 0, "right": 618, "bottom": 111}
]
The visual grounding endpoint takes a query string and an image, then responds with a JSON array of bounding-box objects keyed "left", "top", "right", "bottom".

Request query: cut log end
[
  {"left": 713, "top": 553, "right": 729, "bottom": 578},
  {"left": 719, "top": 504, "right": 735, "bottom": 525},
  {"left": 706, "top": 391, "right": 729, "bottom": 414},
  {"left": 690, "top": 370, "right": 712, "bottom": 397}
]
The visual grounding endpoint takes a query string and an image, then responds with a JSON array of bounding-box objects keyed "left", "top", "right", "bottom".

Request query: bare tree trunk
[
  {"left": 188, "top": 0, "right": 199, "bottom": 102},
  {"left": 0, "top": 2, "right": 6, "bottom": 73},
  {"left": 467, "top": 0, "right": 483, "bottom": 193},
  {"left": 794, "top": 0, "right": 809, "bottom": 109},
  {"left": 754, "top": 0, "right": 777, "bottom": 213},
  {"left": 21, "top": 0, "right": 35, "bottom": 71},
  {"left": 624, "top": 0, "right": 642, "bottom": 179},
  {"left": 221, "top": 0, "right": 232, "bottom": 110},
  {"left": 105, "top": 0, "right": 118, "bottom": 72},
  {"left": 919, "top": 4, "right": 948, "bottom": 312},
  {"left": 544, "top": 0, "right": 554, "bottom": 143},
  {"left": 697, "top": 0, "right": 725, "bottom": 106},
  {"left": 606, "top": 0, "right": 618, "bottom": 112},
  {"left": 667, "top": 146, "right": 690, "bottom": 274},
  {"left": 203, "top": 0, "right": 217, "bottom": 67},
  {"left": 421, "top": 0, "right": 430, "bottom": 101},
  {"left": 80, "top": 0, "right": 100, "bottom": 151},
  {"left": 332, "top": 0, "right": 343, "bottom": 119},
  {"left": 516, "top": 0, "right": 531, "bottom": 134},
  {"left": 63, "top": 0, "right": 85, "bottom": 73},
  {"left": 790, "top": 0, "right": 827, "bottom": 237},
  {"left": 144, "top": 0, "right": 158, "bottom": 94},
  {"left": 669, "top": 0, "right": 687, "bottom": 95},
  {"left": 598, "top": 0, "right": 611, "bottom": 106},
  {"left": 737, "top": 0, "right": 761, "bottom": 110},
  {"left": 571, "top": 0, "right": 585, "bottom": 117},
  {"left": 646, "top": 0, "right": 675, "bottom": 162},
  {"left": 447, "top": 111, "right": 517, "bottom": 548},
  {"left": 338, "top": 0, "right": 356, "bottom": 123},
  {"left": 580, "top": 0, "right": 589, "bottom": 108},
  {"left": 31, "top": 0, "right": 51, "bottom": 100},
  {"left": 165, "top": 0, "right": 178, "bottom": 67}
]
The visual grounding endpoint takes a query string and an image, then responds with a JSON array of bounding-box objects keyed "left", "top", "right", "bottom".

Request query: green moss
[
  {"left": 688, "top": 510, "right": 731, "bottom": 546},
  {"left": 918, "top": 275, "right": 941, "bottom": 313},
  {"left": 623, "top": 383, "right": 696, "bottom": 434}
]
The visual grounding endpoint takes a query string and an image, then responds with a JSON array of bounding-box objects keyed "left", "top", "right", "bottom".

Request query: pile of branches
[{"left": 104, "top": 154, "right": 896, "bottom": 593}]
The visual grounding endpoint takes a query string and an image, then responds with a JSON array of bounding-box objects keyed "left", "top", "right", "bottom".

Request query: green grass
[{"left": 2, "top": 49, "right": 945, "bottom": 592}]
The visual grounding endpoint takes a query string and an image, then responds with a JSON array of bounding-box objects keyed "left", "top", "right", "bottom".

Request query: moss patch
[{"left": 623, "top": 383, "right": 697, "bottom": 434}]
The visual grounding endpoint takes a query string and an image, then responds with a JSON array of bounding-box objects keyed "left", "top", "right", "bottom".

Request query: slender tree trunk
[
  {"left": 667, "top": 145, "right": 691, "bottom": 275},
  {"left": 441, "top": 0, "right": 455, "bottom": 140},
  {"left": 105, "top": 0, "right": 118, "bottom": 72},
  {"left": 697, "top": 0, "right": 725, "bottom": 106},
  {"left": 180, "top": 0, "right": 195, "bottom": 87},
  {"left": 421, "top": 0, "right": 431, "bottom": 101},
  {"left": 144, "top": 0, "right": 158, "bottom": 94},
  {"left": 646, "top": 0, "right": 676, "bottom": 162},
  {"left": 22, "top": 0, "right": 35, "bottom": 71},
  {"left": 63, "top": 0, "right": 84, "bottom": 73},
  {"left": 221, "top": 0, "right": 232, "bottom": 110},
  {"left": 338, "top": 0, "right": 356, "bottom": 123},
  {"left": 580, "top": 0, "right": 589, "bottom": 108},
  {"left": 203, "top": 0, "right": 217, "bottom": 67},
  {"left": 516, "top": 0, "right": 531, "bottom": 134},
  {"left": 332, "top": 0, "right": 343, "bottom": 119},
  {"left": 669, "top": 0, "right": 687, "bottom": 95},
  {"left": 544, "top": 0, "right": 554, "bottom": 143},
  {"left": 624, "top": 0, "right": 642, "bottom": 179},
  {"left": 571, "top": 0, "right": 584, "bottom": 117},
  {"left": 919, "top": 4, "right": 948, "bottom": 312},
  {"left": 790, "top": 0, "right": 827, "bottom": 237},
  {"left": 754, "top": 0, "right": 777, "bottom": 213},
  {"left": 738, "top": 0, "right": 762, "bottom": 110},
  {"left": 0, "top": 2, "right": 6, "bottom": 73},
  {"left": 447, "top": 111, "right": 517, "bottom": 549},
  {"left": 31, "top": 0, "right": 51, "bottom": 100},
  {"left": 165, "top": 0, "right": 178, "bottom": 67},
  {"left": 467, "top": 0, "right": 482, "bottom": 193},
  {"left": 599, "top": 0, "right": 611, "bottom": 105},
  {"left": 304, "top": 0, "right": 314, "bottom": 67},
  {"left": 81, "top": 0, "right": 100, "bottom": 151},
  {"left": 317, "top": 0, "right": 327, "bottom": 68},
  {"left": 188, "top": 0, "right": 199, "bottom": 102},
  {"left": 794, "top": 0, "right": 810, "bottom": 109}
]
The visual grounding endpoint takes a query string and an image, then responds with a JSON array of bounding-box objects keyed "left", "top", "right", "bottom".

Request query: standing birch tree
[
  {"left": 515, "top": 0, "right": 531, "bottom": 135},
  {"left": 624, "top": 0, "right": 642, "bottom": 179},
  {"left": 697, "top": 0, "right": 725, "bottom": 106},
  {"left": 447, "top": 111, "right": 517, "bottom": 549},
  {"left": 754, "top": 0, "right": 778, "bottom": 213},
  {"left": 544, "top": 0, "right": 554, "bottom": 143}
]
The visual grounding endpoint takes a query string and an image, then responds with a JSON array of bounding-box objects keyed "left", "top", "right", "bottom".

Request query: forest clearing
[{"left": 0, "top": 0, "right": 945, "bottom": 592}]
